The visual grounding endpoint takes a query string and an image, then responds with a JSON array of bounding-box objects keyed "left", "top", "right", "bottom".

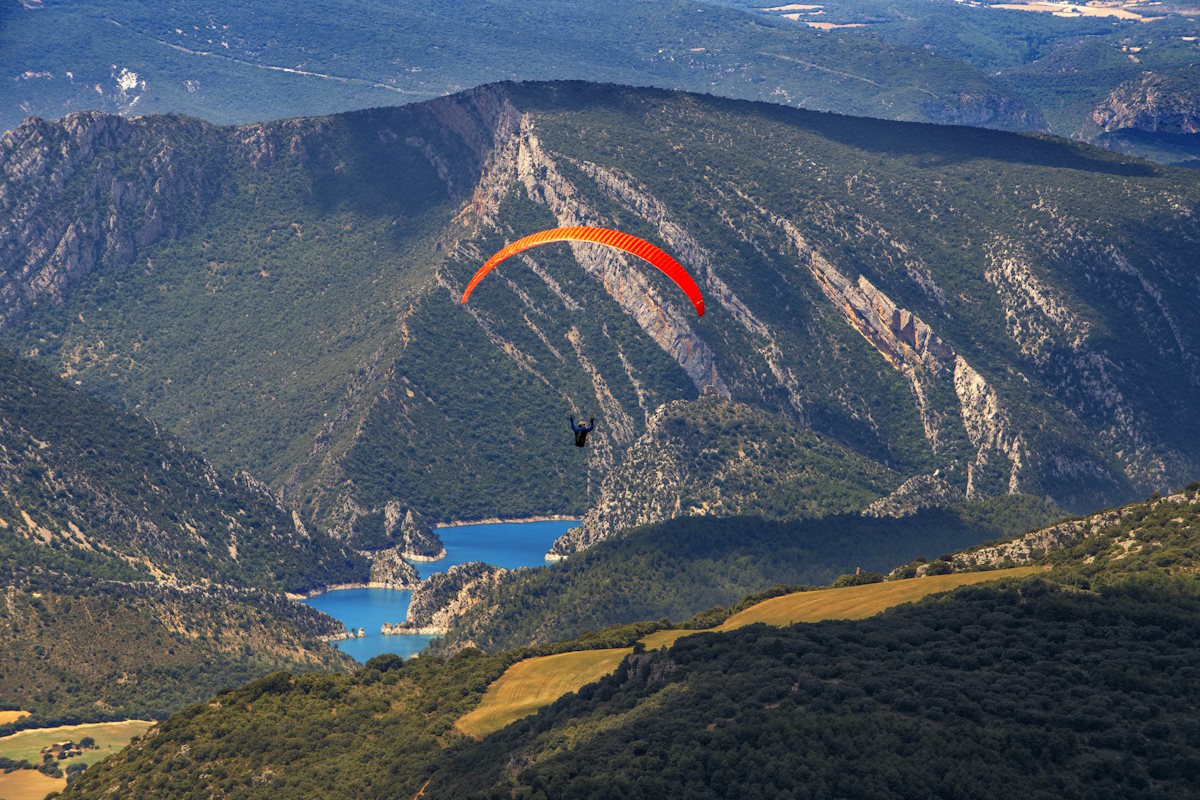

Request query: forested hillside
[
  {"left": 64, "top": 487, "right": 1200, "bottom": 799},
  {"left": 0, "top": 347, "right": 363, "bottom": 593},
  {"left": 0, "top": 347, "right": 359, "bottom": 728},
  {"left": 437, "top": 496, "right": 1062, "bottom": 653},
  {"left": 3, "top": 82, "right": 1199, "bottom": 541}
]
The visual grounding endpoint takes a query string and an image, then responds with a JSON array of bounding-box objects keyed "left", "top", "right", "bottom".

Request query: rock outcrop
[
  {"left": 861, "top": 474, "right": 963, "bottom": 519},
  {"left": 900, "top": 489, "right": 1197, "bottom": 577},
  {"left": 548, "top": 397, "right": 894, "bottom": 558},
  {"left": 920, "top": 92, "right": 1048, "bottom": 131},
  {"left": 1092, "top": 73, "right": 1200, "bottom": 135},
  {"left": 382, "top": 562, "right": 506, "bottom": 635},
  {"left": 368, "top": 547, "right": 421, "bottom": 590},
  {"left": 384, "top": 502, "right": 445, "bottom": 561},
  {"left": 0, "top": 112, "right": 218, "bottom": 331}
]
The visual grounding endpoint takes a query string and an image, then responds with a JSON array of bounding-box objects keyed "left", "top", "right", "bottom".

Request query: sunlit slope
[
  {"left": 456, "top": 648, "right": 634, "bottom": 738},
  {"left": 459, "top": 566, "right": 1040, "bottom": 736},
  {"left": 718, "top": 565, "right": 1044, "bottom": 628},
  {"left": 0, "top": 768, "right": 63, "bottom": 800}
]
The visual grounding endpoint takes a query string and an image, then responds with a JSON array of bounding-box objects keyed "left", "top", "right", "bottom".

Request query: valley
[
  {"left": 0, "top": 20, "right": 1198, "bottom": 790},
  {"left": 60, "top": 487, "right": 1200, "bottom": 798}
]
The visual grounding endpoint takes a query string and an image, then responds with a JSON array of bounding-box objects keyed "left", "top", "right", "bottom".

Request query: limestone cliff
[
  {"left": 861, "top": 474, "right": 962, "bottom": 519},
  {"left": 3, "top": 82, "right": 1198, "bottom": 538},
  {"left": 0, "top": 112, "right": 219, "bottom": 332},
  {"left": 920, "top": 92, "right": 1048, "bottom": 131},
  {"left": 1092, "top": 73, "right": 1200, "bottom": 136},
  {"left": 898, "top": 488, "right": 1199, "bottom": 577},
  {"left": 381, "top": 562, "right": 506, "bottom": 635},
  {"left": 384, "top": 503, "right": 445, "bottom": 561},
  {"left": 367, "top": 547, "right": 421, "bottom": 590}
]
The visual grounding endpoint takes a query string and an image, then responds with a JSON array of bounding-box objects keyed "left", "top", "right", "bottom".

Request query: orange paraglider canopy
[{"left": 460, "top": 226, "right": 705, "bottom": 316}]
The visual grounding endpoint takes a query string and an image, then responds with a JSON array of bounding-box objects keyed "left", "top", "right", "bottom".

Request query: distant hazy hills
[
  {"left": 2, "top": 82, "right": 1199, "bottom": 540},
  {"left": 5, "top": 0, "right": 1199, "bottom": 164},
  {"left": 0, "top": 0, "right": 1037, "bottom": 132}
]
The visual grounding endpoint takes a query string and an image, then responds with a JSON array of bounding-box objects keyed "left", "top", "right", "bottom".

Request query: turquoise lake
[{"left": 303, "top": 519, "right": 577, "bottom": 662}]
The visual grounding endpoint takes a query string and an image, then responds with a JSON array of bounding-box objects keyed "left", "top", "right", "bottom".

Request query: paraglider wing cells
[{"left": 461, "top": 226, "right": 705, "bottom": 316}]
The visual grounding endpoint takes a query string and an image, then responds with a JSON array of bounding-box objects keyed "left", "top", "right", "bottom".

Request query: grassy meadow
[
  {"left": 457, "top": 649, "right": 634, "bottom": 738},
  {"left": 0, "top": 768, "right": 64, "bottom": 800},
  {"left": 459, "top": 567, "right": 1042, "bottom": 736},
  {"left": 0, "top": 720, "right": 155, "bottom": 767}
]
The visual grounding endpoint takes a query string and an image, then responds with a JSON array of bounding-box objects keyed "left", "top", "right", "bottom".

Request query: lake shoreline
[
  {"left": 300, "top": 519, "right": 578, "bottom": 662},
  {"left": 435, "top": 514, "right": 579, "bottom": 528},
  {"left": 293, "top": 581, "right": 413, "bottom": 601}
]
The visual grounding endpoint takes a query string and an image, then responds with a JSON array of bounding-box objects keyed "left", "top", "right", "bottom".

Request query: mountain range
[
  {"left": 2, "top": 31, "right": 1199, "bottom": 796},
  {"left": 2, "top": 82, "right": 1198, "bottom": 549}
]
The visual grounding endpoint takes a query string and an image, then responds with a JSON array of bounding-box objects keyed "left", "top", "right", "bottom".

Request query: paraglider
[
  {"left": 569, "top": 415, "right": 595, "bottom": 448},
  {"left": 460, "top": 226, "right": 705, "bottom": 317}
]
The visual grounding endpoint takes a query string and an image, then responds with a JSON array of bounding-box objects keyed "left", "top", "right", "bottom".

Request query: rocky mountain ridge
[
  {"left": 366, "top": 547, "right": 421, "bottom": 590},
  {"left": 901, "top": 485, "right": 1200, "bottom": 578},
  {"left": 2, "top": 82, "right": 1199, "bottom": 538},
  {"left": 548, "top": 397, "right": 895, "bottom": 557}
]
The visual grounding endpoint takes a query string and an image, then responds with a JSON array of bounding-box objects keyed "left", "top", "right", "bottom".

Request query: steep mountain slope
[
  {"left": 549, "top": 397, "right": 898, "bottom": 556},
  {"left": 0, "top": 577, "right": 349, "bottom": 729},
  {"left": 3, "top": 83, "right": 1200, "bottom": 537},
  {"left": 0, "top": 347, "right": 363, "bottom": 592},
  {"left": 0, "top": 347, "right": 360, "bottom": 727},
  {"left": 63, "top": 488, "right": 1200, "bottom": 799}
]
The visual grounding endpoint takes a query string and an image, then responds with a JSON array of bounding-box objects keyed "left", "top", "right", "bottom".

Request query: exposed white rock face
[
  {"left": 547, "top": 397, "right": 894, "bottom": 558},
  {"left": 513, "top": 118, "right": 728, "bottom": 397},
  {"left": 982, "top": 237, "right": 1173, "bottom": 490},
  {"left": 548, "top": 401, "right": 688, "bottom": 559},
  {"left": 861, "top": 474, "right": 963, "bottom": 518},
  {"left": 382, "top": 562, "right": 506, "bottom": 635},
  {"left": 953, "top": 356, "right": 1026, "bottom": 498},
  {"left": 760, "top": 201, "right": 1026, "bottom": 487},
  {"left": 0, "top": 112, "right": 215, "bottom": 331},
  {"left": 383, "top": 502, "right": 445, "bottom": 561},
  {"left": 368, "top": 547, "right": 421, "bottom": 590},
  {"left": 923, "top": 490, "right": 1197, "bottom": 575}
]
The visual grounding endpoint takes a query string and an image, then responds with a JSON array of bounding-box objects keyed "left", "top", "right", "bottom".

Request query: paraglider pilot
[{"left": 569, "top": 415, "right": 595, "bottom": 448}]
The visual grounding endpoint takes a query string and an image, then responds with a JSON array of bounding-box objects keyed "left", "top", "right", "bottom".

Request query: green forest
[
  {"left": 63, "top": 489, "right": 1200, "bottom": 798},
  {"left": 439, "top": 496, "right": 1062, "bottom": 652}
]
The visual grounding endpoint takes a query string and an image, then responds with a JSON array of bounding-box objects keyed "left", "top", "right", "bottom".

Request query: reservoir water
[{"left": 303, "top": 519, "right": 576, "bottom": 662}]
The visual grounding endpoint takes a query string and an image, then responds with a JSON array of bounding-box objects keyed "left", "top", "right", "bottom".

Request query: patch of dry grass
[
  {"left": 456, "top": 649, "right": 633, "bottom": 737},
  {"left": 457, "top": 567, "right": 1042, "bottom": 736},
  {"left": 0, "top": 768, "right": 65, "bottom": 800}
]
